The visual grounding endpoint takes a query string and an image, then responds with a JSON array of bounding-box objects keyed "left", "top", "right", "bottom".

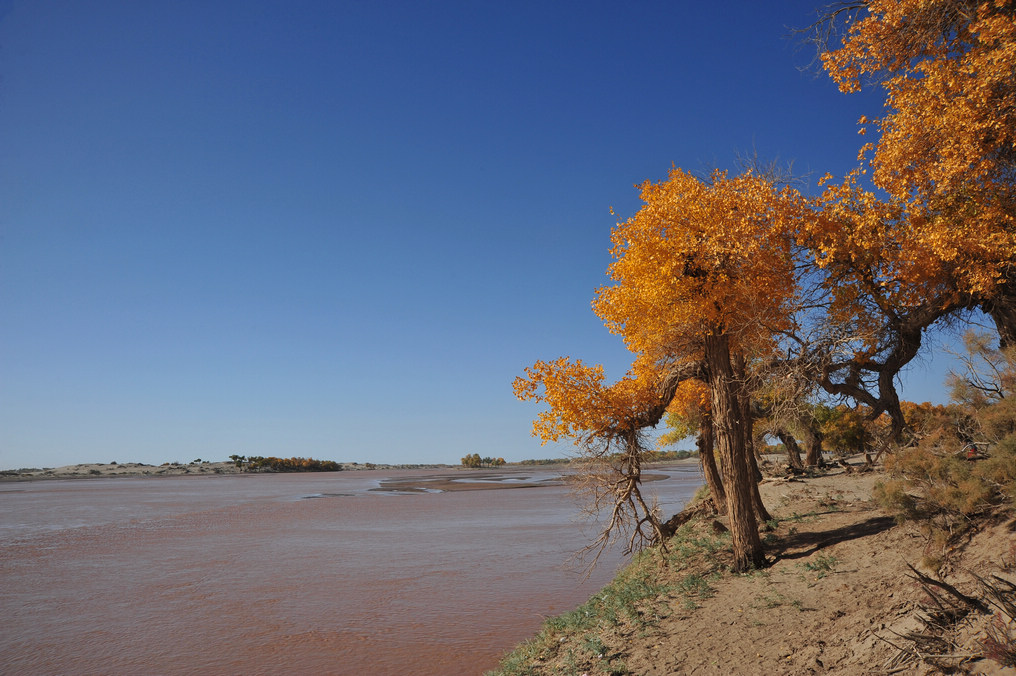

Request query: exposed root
[
  {"left": 657, "top": 497, "right": 719, "bottom": 540},
  {"left": 878, "top": 565, "right": 1016, "bottom": 671}
]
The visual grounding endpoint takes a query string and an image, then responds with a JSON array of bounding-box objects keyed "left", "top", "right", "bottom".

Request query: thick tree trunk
[
  {"left": 697, "top": 412, "right": 726, "bottom": 514},
  {"left": 746, "top": 447, "right": 772, "bottom": 524},
  {"left": 705, "top": 332, "right": 764, "bottom": 572},
  {"left": 776, "top": 429, "right": 804, "bottom": 469},
  {"left": 983, "top": 280, "right": 1016, "bottom": 348},
  {"left": 804, "top": 427, "right": 824, "bottom": 467},
  {"left": 732, "top": 352, "right": 771, "bottom": 524}
]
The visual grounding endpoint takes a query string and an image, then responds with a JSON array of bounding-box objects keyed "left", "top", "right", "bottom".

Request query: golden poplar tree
[
  {"left": 516, "top": 169, "right": 804, "bottom": 571},
  {"left": 820, "top": 0, "right": 1016, "bottom": 343},
  {"left": 516, "top": 1, "right": 1016, "bottom": 572}
]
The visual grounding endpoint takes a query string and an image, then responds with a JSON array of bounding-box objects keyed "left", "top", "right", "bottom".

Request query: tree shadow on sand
[{"left": 771, "top": 515, "right": 897, "bottom": 561}]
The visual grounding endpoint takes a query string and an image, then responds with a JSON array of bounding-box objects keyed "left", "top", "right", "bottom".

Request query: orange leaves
[
  {"left": 593, "top": 168, "right": 804, "bottom": 360},
  {"left": 800, "top": 0, "right": 1016, "bottom": 364},
  {"left": 513, "top": 357, "right": 660, "bottom": 444},
  {"left": 515, "top": 169, "right": 808, "bottom": 447},
  {"left": 820, "top": 0, "right": 1016, "bottom": 301},
  {"left": 665, "top": 379, "right": 710, "bottom": 420},
  {"left": 823, "top": 0, "right": 1016, "bottom": 192},
  {"left": 518, "top": 3, "right": 1016, "bottom": 451}
]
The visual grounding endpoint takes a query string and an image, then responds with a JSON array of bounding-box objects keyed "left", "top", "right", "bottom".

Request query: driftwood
[
  {"left": 658, "top": 497, "right": 718, "bottom": 539},
  {"left": 971, "top": 572, "right": 1016, "bottom": 618},
  {"left": 878, "top": 564, "right": 993, "bottom": 670},
  {"left": 906, "top": 563, "right": 990, "bottom": 614}
]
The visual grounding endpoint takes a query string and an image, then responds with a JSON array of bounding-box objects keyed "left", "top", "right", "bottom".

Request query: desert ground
[{"left": 491, "top": 462, "right": 1016, "bottom": 675}]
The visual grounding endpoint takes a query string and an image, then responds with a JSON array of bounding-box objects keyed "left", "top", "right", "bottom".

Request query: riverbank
[
  {"left": 0, "top": 458, "right": 692, "bottom": 490},
  {"left": 489, "top": 463, "right": 1016, "bottom": 675},
  {"left": 0, "top": 460, "right": 455, "bottom": 481}
]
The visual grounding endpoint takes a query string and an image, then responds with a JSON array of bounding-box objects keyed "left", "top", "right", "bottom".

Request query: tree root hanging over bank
[
  {"left": 573, "top": 429, "right": 668, "bottom": 564},
  {"left": 565, "top": 362, "right": 712, "bottom": 565},
  {"left": 658, "top": 497, "right": 720, "bottom": 540}
]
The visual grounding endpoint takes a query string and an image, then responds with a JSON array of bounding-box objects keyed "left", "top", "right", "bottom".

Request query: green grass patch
[
  {"left": 489, "top": 518, "right": 734, "bottom": 675},
  {"left": 801, "top": 553, "right": 839, "bottom": 579},
  {"left": 488, "top": 552, "right": 671, "bottom": 675}
]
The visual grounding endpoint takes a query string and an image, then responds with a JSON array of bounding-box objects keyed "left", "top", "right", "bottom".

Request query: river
[{"left": 0, "top": 464, "right": 701, "bottom": 674}]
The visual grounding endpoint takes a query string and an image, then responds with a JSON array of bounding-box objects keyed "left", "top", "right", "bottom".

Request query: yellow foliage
[
  {"left": 512, "top": 357, "right": 661, "bottom": 444},
  {"left": 821, "top": 0, "right": 1016, "bottom": 302},
  {"left": 514, "top": 169, "right": 806, "bottom": 446},
  {"left": 594, "top": 169, "right": 804, "bottom": 361},
  {"left": 665, "top": 379, "right": 711, "bottom": 420},
  {"left": 658, "top": 380, "right": 711, "bottom": 448}
]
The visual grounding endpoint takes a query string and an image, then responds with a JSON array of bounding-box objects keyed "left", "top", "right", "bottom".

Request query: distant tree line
[
  {"left": 460, "top": 453, "right": 506, "bottom": 468},
  {"left": 643, "top": 449, "right": 696, "bottom": 462},
  {"left": 228, "top": 455, "right": 342, "bottom": 472}
]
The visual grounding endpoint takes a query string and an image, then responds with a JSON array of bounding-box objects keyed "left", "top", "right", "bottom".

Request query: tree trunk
[
  {"left": 705, "top": 332, "right": 764, "bottom": 572},
  {"left": 733, "top": 352, "right": 771, "bottom": 524},
  {"left": 697, "top": 412, "right": 726, "bottom": 514},
  {"left": 776, "top": 429, "right": 804, "bottom": 469},
  {"left": 746, "top": 447, "right": 772, "bottom": 524},
  {"left": 984, "top": 280, "right": 1016, "bottom": 348},
  {"left": 803, "top": 426, "right": 824, "bottom": 467}
]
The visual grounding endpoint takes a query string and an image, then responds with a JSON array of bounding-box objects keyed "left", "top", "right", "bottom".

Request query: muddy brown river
[{"left": 0, "top": 465, "right": 700, "bottom": 674}]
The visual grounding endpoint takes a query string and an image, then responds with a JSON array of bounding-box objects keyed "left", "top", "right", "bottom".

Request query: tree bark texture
[
  {"left": 697, "top": 412, "right": 726, "bottom": 514},
  {"left": 776, "top": 429, "right": 804, "bottom": 469},
  {"left": 746, "top": 448, "right": 772, "bottom": 524},
  {"left": 984, "top": 279, "right": 1016, "bottom": 349},
  {"left": 804, "top": 427, "right": 824, "bottom": 467},
  {"left": 733, "top": 352, "right": 771, "bottom": 524},
  {"left": 704, "top": 332, "right": 764, "bottom": 572}
]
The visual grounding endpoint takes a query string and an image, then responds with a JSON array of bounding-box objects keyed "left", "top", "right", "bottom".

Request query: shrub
[
  {"left": 875, "top": 333, "right": 1016, "bottom": 549},
  {"left": 245, "top": 456, "right": 342, "bottom": 472},
  {"left": 981, "top": 612, "right": 1016, "bottom": 667}
]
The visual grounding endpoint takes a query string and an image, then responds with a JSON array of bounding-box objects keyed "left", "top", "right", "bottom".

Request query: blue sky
[{"left": 0, "top": 1, "right": 963, "bottom": 469}]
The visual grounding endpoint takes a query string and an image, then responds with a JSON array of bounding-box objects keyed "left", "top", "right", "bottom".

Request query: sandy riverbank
[
  {"left": 0, "top": 461, "right": 243, "bottom": 480},
  {"left": 0, "top": 460, "right": 449, "bottom": 481},
  {"left": 490, "top": 462, "right": 1016, "bottom": 675},
  {"left": 1, "top": 460, "right": 689, "bottom": 491},
  {"left": 372, "top": 467, "right": 677, "bottom": 493}
]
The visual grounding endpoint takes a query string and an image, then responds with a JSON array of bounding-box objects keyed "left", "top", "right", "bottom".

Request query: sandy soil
[
  {"left": 500, "top": 464, "right": 1016, "bottom": 675},
  {"left": 0, "top": 461, "right": 245, "bottom": 479}
]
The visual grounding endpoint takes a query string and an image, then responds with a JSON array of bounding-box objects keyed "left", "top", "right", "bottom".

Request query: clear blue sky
[{"left": 0, "top": 1, "right": 962, "bottom": 469}]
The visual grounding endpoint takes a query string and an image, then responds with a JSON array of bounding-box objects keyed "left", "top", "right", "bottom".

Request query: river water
[{"left": 0, "top": 465, "right": 701, "bottom": 675}]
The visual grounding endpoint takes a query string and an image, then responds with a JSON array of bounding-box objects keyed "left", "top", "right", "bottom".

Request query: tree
[
  {"left": 751, "top": 357, "right": 828, "bottom": 468},
  {"left": 815, "top": 404, "right": 871, "bottom": 457},
  {"left": 515, "top": 355, "right": 686, "bottom": 556},
  {"left": 792, "top": 173, "right": 974, "bottom": 440},
  {"left": 773, "top": 428, "right": 806, "bottom": 469},
  {"left": 817, "top": 0, "right": 1016, "bottom": 345},
  {"left": 873, "top": 331, "right": 1016, "bottom": 546},
  {"left": 515, "top": 1, "right": 1016, "bottom": 574},
  {"left": 768, "top": 0, "right": 1016, "bottom": 447},
  {"left": 947, "top": 330, "right": 1016, "bottom": 448},
  {"left": 517, "top": 169, "right": 804, "bottom": 571},
  {"left": 659, "top": 379, "right": 726, "bottom": 513}
]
